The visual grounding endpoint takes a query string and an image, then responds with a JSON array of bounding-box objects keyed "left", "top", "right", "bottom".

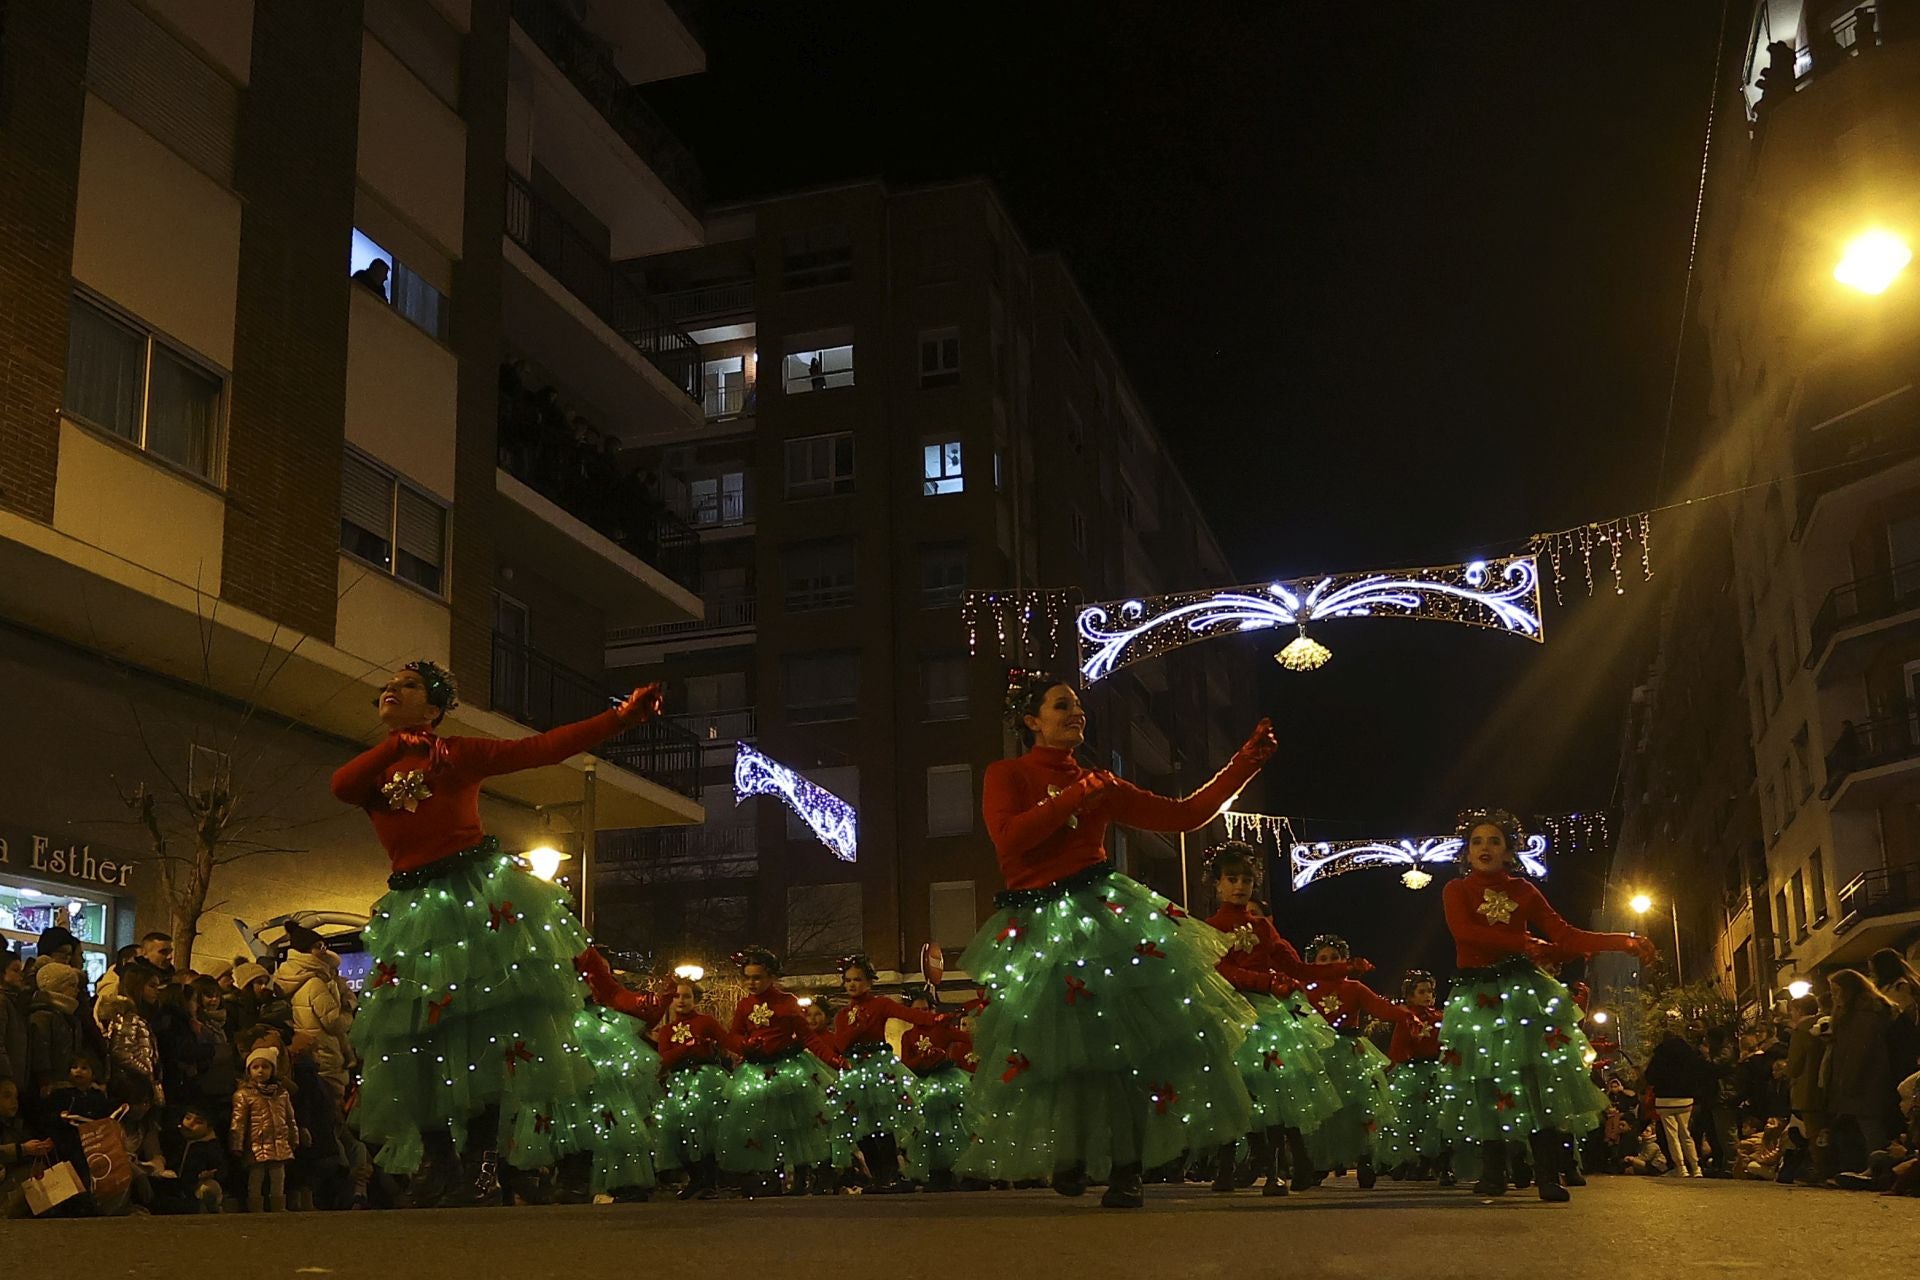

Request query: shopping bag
[
  {"left": 68, "top": 1106, "right": 133, "bottom": 1200},
  {"left": 23, "top": 1161, "right": 84, "bottom": 1216}
]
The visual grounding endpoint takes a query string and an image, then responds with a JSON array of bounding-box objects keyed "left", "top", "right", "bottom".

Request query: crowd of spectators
[
  {"left": 497, "top": 361, "right": 668, "bottom": 556},
  {"left": 0, "top": 922, "right": 372, "bottom": 1217},
  {"left": 1580, "top": 947, "right": 1920, "bottom": 1195}
]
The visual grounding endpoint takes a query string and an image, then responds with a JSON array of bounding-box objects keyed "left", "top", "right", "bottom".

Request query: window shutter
[
  {"left": 341, "top": 456, "right": 393, "bottom": 541},
  {"left": 395, "top": 486, "right": 445, "bottom": 568},
  {"left": 88, "top": 0, "right": 238, "bottom": 184}
]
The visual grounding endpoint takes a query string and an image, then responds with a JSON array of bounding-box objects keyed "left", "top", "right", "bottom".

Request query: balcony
[
  {"left": 665, "top": 280, "right": 755, "bottom": 330},
  {"left": 1837, "top": 862, "right": 1920, "bottom": 935},
  {"left": 1821, "top": 707, "right": 1920, "bottom": 809},
  {"left": 597, "top": 824, "right": 758, "bottom": 884},
  {"left": 490, "top": 629, "right": 702, "bottom": 801},
  {"left": 674, "top": 485, "right": 752, "bottom": 531},
  {"left": 1807, "top": 560, "right": 1920, "bottom": 680},
  {"left": 671, "top": 707, "right": 758, "bottom": 746},
  {"left": 703, "top": 380, "right": 754, "bottom": 421},
  {"left": 508, "top": 0, "right": 704, "bottom": 217},
  {"left": 505, "top": 171, "right": 703, "bottom": 405},
  {"left": 606, "top": 592, "right": 757, "bottom": 663}
]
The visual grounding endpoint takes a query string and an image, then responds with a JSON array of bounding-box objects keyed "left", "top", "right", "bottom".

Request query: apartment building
[
  {"left": 0, "top": 0, "right": 709, "bottom": 976},
  {"left": 1606, "top": 2, "right": 1920, "bottom": 1013},
  {"left": 601, "top": 179, "right": 1250, "bottom": 976}
]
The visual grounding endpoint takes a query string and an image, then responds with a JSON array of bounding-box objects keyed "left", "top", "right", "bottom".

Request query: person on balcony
[
  {"left": 330, "top": 660, "right": 666, "bottom": 1207},
  {"left": 351, "top": 259, "right": 391, "bottom": 302}
]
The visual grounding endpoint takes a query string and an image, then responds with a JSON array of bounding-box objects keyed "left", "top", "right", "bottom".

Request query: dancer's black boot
[
  {"left": 1261, "top": 1128, "right": 1288, "bottom": 1196},
  {"left": 1101, "top": 1163, "right": 1144, "bottom": 1209},
  {"left": 1210, "top": 1142, "right": 1239, "bottom": 1192},
  {"left": 1471, "top": 1140, "right": 1509, "bottom": 1197},
  {"left": 1530, "top": 1131, "right": 1570, "bottom": 1202}
]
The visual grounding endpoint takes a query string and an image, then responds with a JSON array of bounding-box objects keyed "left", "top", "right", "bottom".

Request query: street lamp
[
  {"left": 1787, "top": 979, "right": 1813, "bottom": 1001},
  {"left": 673, "top": 964, "right": 705, "bottom": 984},
  {"left": 1630, "top": 891, "right": 1684, "bottom": 984},
  {"left": 524, "top": 844, "right": 571, "bottom": 882},
  {"left": 1591, "top": 1009, "right": 1610, "bottom": 1025},
  {"left": 1834, "top": 229, "right": 1911, "bottom": 295}
]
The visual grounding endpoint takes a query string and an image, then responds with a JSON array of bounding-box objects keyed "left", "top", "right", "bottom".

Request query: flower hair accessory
[
  {"left": 1402, "top": 968, "right": 1436, "bottom": 997},
  {"left": 731, "top": 946, "right": 781, "bottom": 976},
  {"left": 1306, "top": 933, "right": 1350, "bottom": 961},
  {"left": 403, "top": 659, "right": 460, "bottom": 713},
  {"left": 1203, "top": 840, "right": 1262, "bottom": 883},
  {"left": 837, "top": 952, "right": 876, "bottom": 980}
]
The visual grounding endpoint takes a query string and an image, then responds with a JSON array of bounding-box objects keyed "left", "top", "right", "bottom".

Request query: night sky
[{"left": 649, "top": 1, "right": 1731, "bottom": 978}]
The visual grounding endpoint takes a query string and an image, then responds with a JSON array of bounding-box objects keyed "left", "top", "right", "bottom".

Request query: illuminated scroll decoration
[
  {"left": 1076, "top": 555, "right": 1542, "bottom": 683},
  {"left": 1288, "top": 835, "right": 1550, "bottom": 891},
  {"left": 734, "top": 744, "right": 857, "bottom": 862}
]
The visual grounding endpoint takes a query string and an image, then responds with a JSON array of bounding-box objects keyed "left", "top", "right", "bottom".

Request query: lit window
[
  {"left": 64, "top": 295, "right": 224, "bottom": 482},
  {"left": 923, "top": 440, "right": 964, "bottom": 495},
  {"left": 783, "top": 344, "right": 855, "bottom": 394},
  {"left": 350, "top": 229, "right": 449, "bottom": 342}
]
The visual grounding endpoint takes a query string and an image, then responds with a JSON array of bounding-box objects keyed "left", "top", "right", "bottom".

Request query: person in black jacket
[
  {"left": 1645, "top": 1028, "right": 1707, "bottom": 1177},
  {"left": 1695, "top": 1025, "right": 1740, "bottom": 1177}
]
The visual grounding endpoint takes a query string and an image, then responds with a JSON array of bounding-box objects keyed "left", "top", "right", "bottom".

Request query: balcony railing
[
  {"left": 498, "top": 365, "right": 702, "bottom": 593},
  {"left": 671, "top": 707, "right": 758, "bottom": 745},
  {"left": 508, "top": 0, "right": 705, "bottom": 216},
  {"left": 597, "top": 824, "right": 757, "bottom": 883},
  {"left": 666, "top": 280, "right": 755, "bottom": 326},
  {"left": 1809, "top": 561, "right": 1920, "bottom": 665},
  {"left": 610, "top": 592, "right": 756, "bottom": 643},
  {"left": 1822, "top": 706, "right": 1920, "bottom": 797},
  {"left": 703, "top": 381, "right": 748, "bottom": 419},
  {"left": 489, "top": 630, "right": 701, "bottom": 800},
  {"left": 504, "top": 170, "right": 702, "bottom": 404},
  {"left": 679, "top": 487, "right": 751, "bottom": 528},
  {"left": 1836, "top": 861, "right": 1920, "bottom": 934}
]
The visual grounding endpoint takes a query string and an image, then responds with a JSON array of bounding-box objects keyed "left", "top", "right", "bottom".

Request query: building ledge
[
  {"left": 496, "top": 468, "right": 703, "bottom": 629},
  {"left": 0, "top": 507, "right": 700, "bottom": 831}
]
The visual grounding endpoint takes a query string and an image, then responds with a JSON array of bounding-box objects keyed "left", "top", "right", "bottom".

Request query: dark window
[
  {"left": 920, "top": 544, "right": 967, "bottom": 607},
  {"left": 781, "top": 225, "right": 853, "bottom": 289},
  {"left": 64, "top": 294, "right": 224, "bottom": 481}
]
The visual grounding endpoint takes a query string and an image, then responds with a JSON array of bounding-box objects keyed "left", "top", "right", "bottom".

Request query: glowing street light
[
  {"left": 1591, "top": 1009, "right": 1610, "bottom": 1025},
  {"left": 1627, "top": 891, "right": 1683, "bottom": 983},
  {"left": 796, "top": 995, "right": 814, "bottom": 1008},
  {"left": 1629, "top": 892, "right": 1653, "bottom": 915},
  {"left": 672, "top": 964, "right": 705, "bottom": 983},
  {"left": 524, "top": 844, "right": 571, "bottom": 882},
  {"left": 1787, "top": 979, "right": 1813, "bottom": 1000},
  {"left": 1834, "top": 229, "right": 1912, "bottom": 296}
]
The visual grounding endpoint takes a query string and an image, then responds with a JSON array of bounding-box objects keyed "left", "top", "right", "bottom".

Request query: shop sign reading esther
[{"left": 0, "top": 834, "right": 135, "bottom": 888}]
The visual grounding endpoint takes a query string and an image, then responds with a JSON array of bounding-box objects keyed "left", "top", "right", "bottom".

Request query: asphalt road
[{"left": 15, "top": 1176, "right": 1911, "bottom": 1278}]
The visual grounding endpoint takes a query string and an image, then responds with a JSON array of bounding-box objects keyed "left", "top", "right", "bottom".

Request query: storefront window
[{"left": 0, "top": 882, "right": 116, "bottom": 985}]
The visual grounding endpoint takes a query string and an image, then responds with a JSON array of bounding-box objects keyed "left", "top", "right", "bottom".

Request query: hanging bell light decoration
[
  {"left": 1400, "top": 867, "right": 1434, "bottom": 891},
  {"left": 1275, "top": 623, "right": 1331, "bottom": 672}
]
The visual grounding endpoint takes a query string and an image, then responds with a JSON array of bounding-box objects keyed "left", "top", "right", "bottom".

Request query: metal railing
[
  {"left": 504, "top": 170, "right": 703, "bottom": 403},
  {"left": 679, "top": 487, "right": 750, "bottom": 528},
  {"left": 610, "top": 593, "right": 757, "bottom": 642},
  {"left": 508, "top": 0, "right": 705, "bottom": 216},
  {"left": 489, "top": 630, "right": 701, "bottom": 799},
  {"left": 703, "top": 381, "right": 747, "bottom": 419},
  {"left": 666, "top": 280, "right": 755, "bottom": 325},
  {"left": 670, "top": 707, "right": 758, "bottom": 745},
  {"left": 1835, "top": 860, "right": 1920, "bottom": 934},
  {"left": 1822, "top": 706, "right": 1920, "bottom": 796},
  {"left": 1808, "top": 560, "right": 1920, "bottom": 665},
  {"left": 597, "top": 825, "right": 758, "bottom": 883}
]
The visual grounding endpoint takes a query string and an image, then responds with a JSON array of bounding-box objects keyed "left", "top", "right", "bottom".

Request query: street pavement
[{"left": 16, "top": 1175, "right": 1913, "bottom": 1278}]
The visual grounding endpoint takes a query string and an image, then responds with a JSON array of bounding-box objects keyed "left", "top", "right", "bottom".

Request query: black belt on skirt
[
  {"left": 746, "top": 1042, "right": 809, "bottom": 1066},
  {"left": 1334, "top": 1025, "right": 1369, "bottom": 1038},
  {"left": 994, "top": 860, "right": 1114, "bottom": 909},
  {"left": 1454, "top": 954, "right": 1543, "bottom": 984},
  {"left": 386, "top": 836, "right": 503, "bottom": 891},
  {"left": 842, "top": 1040, "right": 892, "bottom": 1062}
]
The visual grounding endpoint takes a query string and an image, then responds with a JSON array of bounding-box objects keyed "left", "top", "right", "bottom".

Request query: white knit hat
[{"left": 246, "top": 1046, "right": 279, "bottom": 1071}]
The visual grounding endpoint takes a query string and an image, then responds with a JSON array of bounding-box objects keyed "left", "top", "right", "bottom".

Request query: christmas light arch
[{"left": 734, "top": 744, "right": 858, "bottom": 862}]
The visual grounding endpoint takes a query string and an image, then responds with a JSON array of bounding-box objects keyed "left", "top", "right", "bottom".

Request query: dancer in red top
[
  {"left": 336, "top": 661, "right": 664, "bottom": 1204},
  {"left": 714, "top": 948, "right": 835, "bottom": 1195},
  {"left": 1437, "top": 810, "right": 1654, "bottom": 1201},
  {"left": 961, "top": 672, "right": 1272, "bottom": 1209},
  {"left": 1299, "top": 935, "right": 1400, "bottom": 1189},
  {"left": 1203, "top": 842, "right": 1352, "bottom": 1196},
  {"left": 649, "top": 976, "right": 733, "bottom": 1200},
  {"left": 828, "top": 956, "right": 944, "bottom": 1193},
  {"left": 900, "top": 994, "right": 974, "bottom": 1191},
  {"left": 1375, "top": 969, "right": 1453, "bottom": 1185}
]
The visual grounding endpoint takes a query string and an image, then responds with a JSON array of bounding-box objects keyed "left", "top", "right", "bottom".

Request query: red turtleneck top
[
  {"left": 1441, "top": 869, "right": 1642, "bottom": 968},
  {"left": 729, "top": 987, "right": 808, "bottom": 1060},
  {"left": 655, "top": 1011, "right": 732, "bottom": 1072},
  {"left": 829, "top": 993, "right": 943, "bottom": 1054},
  {"left": 981, "top": 744, "right": 1263, "bottom": 890},
  {"left": 1205, "top": 904, "right": 1356, "bottom": 996},
  {"left": 330, "top": 709, "right": 627, "bottom": 872},
  {"left": 900, "top": 1022, "right": 970, "bottom": 1074},
  {"left": 575, "top": 948, "right": 671, "bottom": 1027},
  {"left": 1387, "top": 1004, "right": 1444, "bottom": 1064},
  {"left": 1302, "top": 976, "right": 1398, "bottom": 1034}
]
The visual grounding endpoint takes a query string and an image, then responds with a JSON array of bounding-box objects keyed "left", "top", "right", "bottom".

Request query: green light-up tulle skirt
[
  {"left": 956, "top": 865, "right": 1254, "bottom": 1183},
  {"left": 905, "top": 1062, "right": 973, "bottom": 1178},
  {"left": 652, "top": 1061, "right": 732, "bottom": 1171},
  {"left": 349, "top": 839, "right": 659, "bottom": 1192},
  {"left": 831, "top": 1043, "right": 923, "bottom": 1145},
  {"left": 1436, "top": 957, "right": 1607, "bottom": 1144},
  {"left": 1303, "top": 1033, "right": 1397, "bottom": 1169},
  {"left": 1376, "top": 1059, "right": 1449, "bottom": 1166},
  {"left": 1233, "top": 990, "right": 1344, "bottom": 1136},
  {"left": 716, "top": 1049, "right": 837, "bottom": 1173}
]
